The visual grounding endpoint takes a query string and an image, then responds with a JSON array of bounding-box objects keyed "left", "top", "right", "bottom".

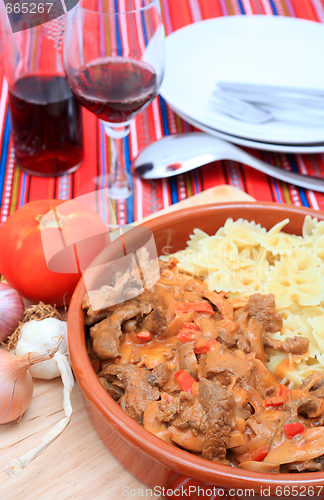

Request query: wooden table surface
[{"left": 0, "top": 186, "right": 254, "bottom": 500}]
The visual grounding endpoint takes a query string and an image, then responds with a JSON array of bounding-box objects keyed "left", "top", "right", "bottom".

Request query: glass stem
[{"left": 103, "top": 122, "right": 132, "bottom": 200}]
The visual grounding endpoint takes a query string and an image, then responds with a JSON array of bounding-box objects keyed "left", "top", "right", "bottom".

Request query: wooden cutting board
[{"left": 0, "top": 186, "right": 255, "bottom": 500}]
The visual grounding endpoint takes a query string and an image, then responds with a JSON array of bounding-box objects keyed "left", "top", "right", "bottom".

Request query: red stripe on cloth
[
  {"left": 200, "top": 161, "right": 227, "bottom": 191},
  {"left": 199, "top": 0, "right": 223, "bottom": 18},
  {"left": 28, "top": 176, "right": 55, "bottom": 201},
  {"left": 141, "top": 179, "right": 164, "bottom": 217},
  {"left": 75, "top": 109, "right": 100, "bottom": 197},
  {"left": 241, "top": 163, "right": 274, "bottom": 201},
  {"left": 314, "top": 195, "right": 324, "bottom": 211},
  {"left": 168, "top": 0, "right": 194, "bottom": 31},
  {"left": 133, "top": 104, "right": 159, "bottom": 153},
  {"left": 289, "top": 0, "right": 317, "bottom": 19},
  {"left": 0, "top": 145, "right": 15, "bottom": 223}
]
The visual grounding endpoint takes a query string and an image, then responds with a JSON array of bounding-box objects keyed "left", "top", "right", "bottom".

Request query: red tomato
[{"left": 0, "top": 199, "right": 108, "bottom": 306}]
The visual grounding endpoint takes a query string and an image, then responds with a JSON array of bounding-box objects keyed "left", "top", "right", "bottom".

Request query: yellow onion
[{"left": 0, "top": 345, "right": 59, "bottom": 424}]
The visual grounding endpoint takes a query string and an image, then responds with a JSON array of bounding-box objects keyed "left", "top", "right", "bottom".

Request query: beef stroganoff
[
  {"left": 82, "top": 216, "right": 324, "bottom": 473},
  {"left": 161, "top": 216, "right": 324, "bottom": 387}
]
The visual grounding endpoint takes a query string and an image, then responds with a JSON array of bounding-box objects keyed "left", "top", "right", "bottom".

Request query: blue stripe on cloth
[
  {"left": 100, "top": 125, "right": 107, "bottom": 224},
  {"left": 19, "top": 173, "right": 27, "bottom": 208},
  {"left": 141, "top": 10, "right": 149, "bottom": 46},
  {"left": 288, "top": 154, "right": 310, "bottom": 207},
  {"left": 115, "top": 0, "right": 122, "bottom": 56},
  {"left": 159, "top": 96, "right": 170, "bottom": 137},
  {"left": 193, "top": 170, "right": 200, "bottom": 194},
  {"left": 0, "top": 110, "right": 11, "bottom": 208},
  {"left": 158, "top": 96, "right": 178, "bottom": 204},
  {"left": 125, "top": 136, "right": 134, "bottom": 223},
  {"left": 237, "top": 0, "right": 246, "bottom": 14},
  {"left": 271, "top": 177, "right": 283, "bottom": 203},
  {"left": 268, "top": 0, "right": 278, "bottom": 14}
]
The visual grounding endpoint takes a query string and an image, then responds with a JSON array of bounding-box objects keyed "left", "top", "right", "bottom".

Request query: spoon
[{"left": 131, "top": 132, "right": 324, "bottom": 193}]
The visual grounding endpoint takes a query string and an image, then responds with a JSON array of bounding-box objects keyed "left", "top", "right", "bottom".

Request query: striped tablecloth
[{"left": 1, "top": 0, "right": 324, "bottom": 226}]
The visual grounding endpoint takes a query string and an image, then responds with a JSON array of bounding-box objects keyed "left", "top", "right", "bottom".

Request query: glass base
[
  {"left": 107, "top": 174, "right": 132, "bottom": 200},
  {"left": 18, "top": 160, "right": 83, "bottom": 178}
]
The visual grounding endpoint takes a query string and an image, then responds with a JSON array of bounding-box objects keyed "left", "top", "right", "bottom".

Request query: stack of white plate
[{"left": 160, "top": 16, "right": 324, "bottom": 154}]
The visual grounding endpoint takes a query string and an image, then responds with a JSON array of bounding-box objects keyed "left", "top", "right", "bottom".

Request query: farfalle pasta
[{"left": 161, "top": 216, "right": 324, "bottom": 386}]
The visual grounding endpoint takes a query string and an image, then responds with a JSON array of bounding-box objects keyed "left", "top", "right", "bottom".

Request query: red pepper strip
[
  {"left": 183, "top": 322, "right": 200, "bottom": 331},
  {"left": 218, "top": 291, "right": 228, "bottom": 298},
  {"left": 174, "top": 302, "right": 214, "bottom": 315},
  {"left": 251, "top": 445, "right": 269, "bottom": 462},
  {"left": 264, "top": 384, "right": 289, "bottom": 407},
  {"left": 175, "top": 370, "right": 196, "bottom": 393},
  {"left": 284, "top": 423, "right": 305, "bottom": 439},
  {"left": 177, "top": 322, "right": 201, "bottom": 343},
  {"left": 136, "top": 330, "right": 151, "bottom": 340},
  {"left": 177, "top": 329, "right": 196, "bottom": 343},
  {"left": 194, "top": 340, "right": 218, "bottom": 354}
]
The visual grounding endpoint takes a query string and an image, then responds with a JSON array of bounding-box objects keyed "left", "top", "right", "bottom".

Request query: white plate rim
[
  {"left": 172, "top": 105, "right": 324, "bottom": 154},
  {"left": 161, "top": 16, "right": 324, "bottom": 145}
]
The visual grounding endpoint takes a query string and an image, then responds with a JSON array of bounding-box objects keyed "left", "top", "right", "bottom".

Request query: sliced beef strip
[
  {"left": 90, "top": 301, "right": 152, "bottom": 360},
  {"left": 198, "top": 378, "right": 236, "bottom": 464},
  {"left": 159, "top": 392, "right": 195, "bottom": 422},
  {"left": 216, "top": 330, "right": 235, "bottom": 348},
  {"left": 250, "top": 357, "right": 279, "bottom": 399},
  {"left": 297, "top": 397, "right": 324, "bottom": 419},
  {"left": 83, "top": 272, "right": 144, "bottom": 321},
  {"left": 98, "top": 376, "right": 124, "bottom": 401},
  {"left": 203, "top": 290, "right": 234, "bottom": 320},
  {"left": 172, "top": 398, "right": 208, "bottom": 433},
  {"left": 150, "top": 362, "right": 181, "bottom": 393},
  {"left": 178, "top": 343, "right": 198, "bottom": 379},
  {"left": 263, "top": 335, "right": 309, "bottom": 355},
  {"left": 281, "top": 460, "right": 323, "bottom": 473},
  {"left": 236, "top": 333, "right": 252, "bottom": 353},
  {"left": 183, "top": 278, "right": 208, "bottom": 297},
  {"left": 283, "top": 391, "right": 324, "bottom": 419},
  {"left": 150, "top": 363, "right": 169, "bottom": 388},
  {"left": 244, "top": 293, "right": 282, "bottom": 333},
  {"left": 102, "top": 364, "right": 160, "bottom": 423},
  {"left": 300, "top": 371, "right": 324, "bottom": 392},
  {"left": 140, "top": 307, "right": 168, "bottom": 336},
  {"left": 139, "top": 286, "right": 177, "bottom": 324},
  {"left": 85, "top": 309, "right": 114, "bottom": 326},
  {"left": 158, "top": 392, "right": 208, "bottom": 433},
  {"left": 243, "top": 317, "right": 266, "bottom": 362},
  {"left": 198, "top": 342, "right": 253, "bottom": 385},
  {"left": 198, "top": 317, "right": 220, "bottom": 341}
]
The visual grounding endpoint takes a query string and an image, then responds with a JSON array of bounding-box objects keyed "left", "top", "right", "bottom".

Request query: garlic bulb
[
  {"left": 15, "top": 318, "right": 68, "bottom": 379},
  {"left": 5, "top": 318, "right": 74, "bottom": 477}
]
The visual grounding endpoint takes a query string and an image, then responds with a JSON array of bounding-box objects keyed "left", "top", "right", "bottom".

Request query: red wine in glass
[
  {"left": 68, "top": 57, "right": 158, "bottom": 123},
  {"left": 8, "top": 75, "right": 84, "bottom": 176}
]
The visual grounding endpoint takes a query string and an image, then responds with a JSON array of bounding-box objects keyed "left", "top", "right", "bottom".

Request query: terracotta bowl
[{"left": 67, "top": 202, "right": 324, "bottom": 497}]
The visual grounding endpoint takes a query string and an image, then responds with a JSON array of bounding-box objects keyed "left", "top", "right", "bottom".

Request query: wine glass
[{"left": 64, "top": 0, "right": 165, "bottom": 199}]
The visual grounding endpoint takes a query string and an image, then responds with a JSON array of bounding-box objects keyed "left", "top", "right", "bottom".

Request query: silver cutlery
[
  {"left": 211, "top": 92, "right": 277, "bottom": 123},
  {"left": 132, "top": 132, "right": 324, "bottom": 192},
  {"left": 216, "top": 81, "right": 324, "bottom": 108}
]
